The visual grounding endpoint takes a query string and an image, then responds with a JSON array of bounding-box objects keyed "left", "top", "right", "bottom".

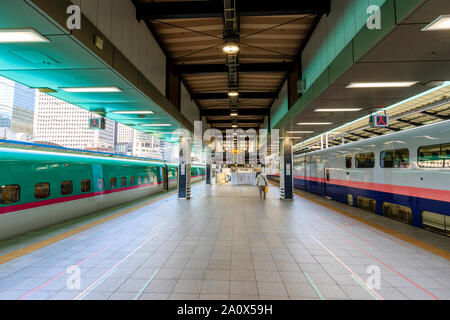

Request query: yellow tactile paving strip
[
  {"left": 269, "top": 181, "right": 450, "bottom": 261},
  {"left": 0, "top": 190, "right": 177, "bottom": 265}
]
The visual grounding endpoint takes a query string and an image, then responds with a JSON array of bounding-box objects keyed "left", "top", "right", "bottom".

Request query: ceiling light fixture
[
  {"left": 232, "top": 124, "right": 237, "bottom": 128},
  {"left": 346, "top": 82, "right": 418, "bottom": 88},
  {"left": 0, "top": 29, "right": 50, "bottom": 43},
  {"left": 112, "top": 111, "right": 154, "bottom": 115},
  {"left": 314, "top": 108, "right": 362, "bottom": 112},
  {"left": 297, "top": 122, "right": 332, "bottom": 125},
  {"left": 141, "top": 124, "right": 172, "bottom": 127},
  {"left": 286, "top": 131, "right": 314, "bottom": 134},
  {"left": 422, "top": 15, "right": 450, "bottom": 31},
  {"left": 230, "top": 112, "right": 238, "bottom": 116},
  {"left": 61, "top": 87, "right": 123, "bottom": 93},
  {"left": 222, "top": 42, "right": 240, "bottom": 54},
  {"left": 228, "top": 91, "right": 239, "bottom": 97}
]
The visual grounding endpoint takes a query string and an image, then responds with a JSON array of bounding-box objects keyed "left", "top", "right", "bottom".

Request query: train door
[
  {"left": 305, "top": 161, "right": 313, "bottom": 193},
  {"left": 92, "top": 164, "right": 105, "bottom": 209},
  {"left": 303, "top": 157, "right": 307, "bottom": 190},
  {"left": 162, "top": 166, "right": 167, "bottom": 191},
  {"left": 324, "top": 167, "right": 330, "bottom": 196}
]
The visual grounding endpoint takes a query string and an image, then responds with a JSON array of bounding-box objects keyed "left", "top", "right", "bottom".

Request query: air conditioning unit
[{"left": 297, "top": 79, "right": 306, "bottom": 94}]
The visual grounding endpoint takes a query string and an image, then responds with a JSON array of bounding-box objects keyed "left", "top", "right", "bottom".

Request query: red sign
[{"left": 372, "top": 114, "right": 389, "bottom": 128}]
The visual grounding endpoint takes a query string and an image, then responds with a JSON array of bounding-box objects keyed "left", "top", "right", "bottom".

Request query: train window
[
  {"left": 110, "top": 177, "right": 117, "bottom": 188},
  {"left": 356, "top": 196, "right": 376, "bottom": 213},
  {"left": 143, "top": 176, "right": 148, "bottom": 183},
  {"left": 97, "top": 179, "right": 104, "bottom": 190},
  {"left": 355, "top": 152, "right": 375, "bottom": 168},
  {"left": 417, "top": 143, "right": 450, "bottom": 168},
  {"left": 380, "top": 149, "right": 410, "bottom": 168},
  {"left": 347, "top": 194, "right": 353, "bottom": 206},
  {"left": 138, "top": 176, "right": 142, "bottom": 185},
  {"left": 130, "top": 176, "right": 135, "bottom": 185},
  {"left": 61, "top": 181, "right": 73, "bottom": 195},
  {"left": 345, "top": 155, "right": 352, "bottom": 168},
  {"left": 382, "top": 202, "right": 412, "bottom": 224},
  {"left": 35, "top": 182, "right": 50, "bottom": 199},
  {"left": 443, "top": 143, "right": 450, "bottom": 168},
  {"left": 422, "top": 210, "right": 450, "bottom": 236},
  {"left": 121, "top": 177, "right": 127, "bottom": 187},
  {"left": 1, "top": 185, "right": 20, "bottom": 204},
  {"left": 81, "top": 179, "right": 91, "bottom": 192}
]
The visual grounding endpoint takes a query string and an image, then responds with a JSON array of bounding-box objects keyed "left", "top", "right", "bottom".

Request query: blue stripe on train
[{"left": 268, "top": 175, "right": 449, "bottom": 229}]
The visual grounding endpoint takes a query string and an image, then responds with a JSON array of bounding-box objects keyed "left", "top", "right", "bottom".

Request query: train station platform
[{"left": 0, "top": 183, "right": 449, "bottom": 300}]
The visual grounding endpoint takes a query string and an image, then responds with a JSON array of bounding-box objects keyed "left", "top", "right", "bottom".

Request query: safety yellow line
[
  {"left": 0, "top": 190, "right": 177, "bottom": 265},
  {"left": 269, "top": 181, "right": 450, "bottom": 261}
]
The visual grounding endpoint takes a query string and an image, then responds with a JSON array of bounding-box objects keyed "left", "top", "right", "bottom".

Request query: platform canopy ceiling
[
  {"left": 134, "top": 0, "right": 330, "bottom": 134},
  {"left": 0, "top": 0, "right": 193, "bottom": 142},
  {"left": 278, "top": 0, "right": 450, "bottom": 144}
]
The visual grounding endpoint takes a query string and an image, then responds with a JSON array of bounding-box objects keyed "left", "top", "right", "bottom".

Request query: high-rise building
[
  {"left": 115, "top": 123, "right": 134, "bottom": 155},
  {"left": 133, "top": 131, "right": 162, "bottom": 159},
  {"left": 160, "top": 139, "right": 177, "bottom": 163},
  {"left": 33, "top": 92, "right": 115, "bottom": 151},
  {"left": 0, "top": 76, "right": 36, "bottom": 136}
]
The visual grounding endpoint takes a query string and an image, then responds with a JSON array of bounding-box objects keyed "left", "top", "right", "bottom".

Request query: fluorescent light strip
[
  {"left": 297, "top": 122, "right": 332, "bottom": 125},
  {"left": 0, "top": 29, "right": 50, "bottom": 43},
  {"left": 293, "top": 81, "right": 450, "bottom": 149},
  {"left": 141, "top": 124, "right": 172, "bottom": 127},
  {"left": 314, "top": 108, "right": 362, "bottom": 112},
  {"left": 286, "top": 131, "right": 314, "bottom": 134},
  {"left": 112, "top": 111, "right": 154, "bottom": 115},
  {"left": 422, "top": 15, "right": 450, "bottom": 31},
  {"left": 61, "top": 87, "right": 122, "bottom": 93},
  {"left": 346, "top": 82, "right": 418, "bottom": 88}
]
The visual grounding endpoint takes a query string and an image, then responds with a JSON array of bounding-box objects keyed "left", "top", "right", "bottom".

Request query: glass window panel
[
  {"left": 35, "top": 182, "right": 50, "bottom": 199},
  {"left": 442, "top": 143, "right": 450, "bottom": 168},
  {"left": 81, "top": 179, "right": 90, "bottom": 192},
  {"left": 394, "top": 149, "right": 410, "bottom": 168},
  {"left": 345, "top": 155, "right": 352, "bottom": 168},
  {"left": 355, "top": 152, "right": 375, "bottom": 168},
  {"left": 418, "top": 144, "right": 443, "bottom": 168},
  {"left": 61, "top": 181, "right": 73, "bottom": 195},
  {"left": 110, "top": 177, "right": 117, "bottom": 188},
  {"left": 1, "top": 185, "right": 20, "bottom": 204}
]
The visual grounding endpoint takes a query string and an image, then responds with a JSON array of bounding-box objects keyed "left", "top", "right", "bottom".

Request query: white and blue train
[{"left": 267, "top": 120, "right": 450, "bottom": 236}]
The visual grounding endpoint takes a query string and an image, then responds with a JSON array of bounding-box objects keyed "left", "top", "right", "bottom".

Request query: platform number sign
[
  {"left": 371, "top": 114, "right": 389, "bottom": 128},
  {"left": 89, "top": 117, "right": 105, "bottom": 130}
]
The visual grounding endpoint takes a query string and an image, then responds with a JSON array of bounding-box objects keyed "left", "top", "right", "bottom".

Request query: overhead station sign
[
  {"left": 89, "top": 117, "right": 106, "bottom": 130},
  {"left": 370, "top": 114, "right": 389, "bottom": 128}
]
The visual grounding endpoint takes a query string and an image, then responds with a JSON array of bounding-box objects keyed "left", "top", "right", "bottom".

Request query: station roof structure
[
  {"left": 134, "top": 0, "right": 330, "bottom": 134},
  {"left": 0, "top": 0, "right": 448, "bottom": 145}
]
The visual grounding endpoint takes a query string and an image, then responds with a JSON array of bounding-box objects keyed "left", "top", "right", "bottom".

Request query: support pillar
[
  {"left": 206, "top": 163, "right": 211, "bottom": 185},
  {"left": 280, "top": 138, "right": 293, "bottom": 200},
  {"left": 178, "top": 137, "right": 191, "bottom": 199}
]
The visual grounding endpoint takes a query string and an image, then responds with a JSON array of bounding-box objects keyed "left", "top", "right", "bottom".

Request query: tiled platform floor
[{"left": 0, "top": 183, "right": 449, "bottom": 300}]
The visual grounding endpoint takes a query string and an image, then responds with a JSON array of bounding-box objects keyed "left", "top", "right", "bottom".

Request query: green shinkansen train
[{"left": 0, "top": 147, "right": 205, "bottom": 241}]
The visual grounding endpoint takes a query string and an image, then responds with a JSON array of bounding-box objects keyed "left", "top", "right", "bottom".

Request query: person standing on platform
[{"left": 256, "top": 172, "right": 268, "bottom": 199}]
